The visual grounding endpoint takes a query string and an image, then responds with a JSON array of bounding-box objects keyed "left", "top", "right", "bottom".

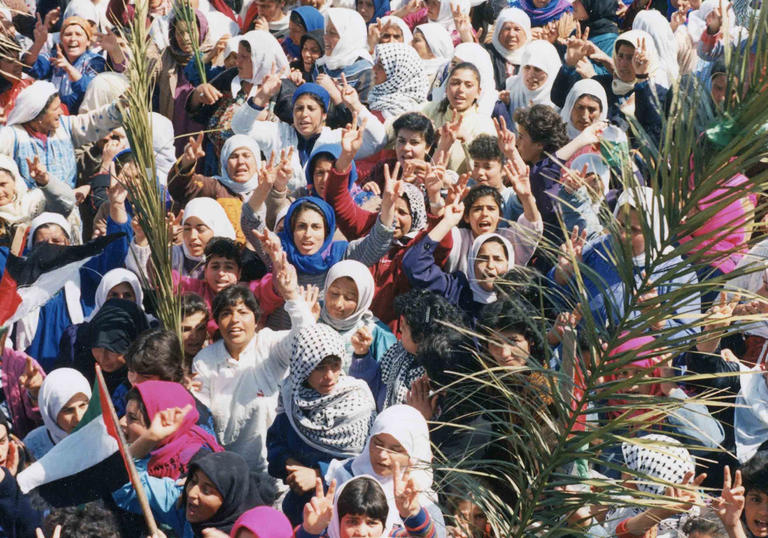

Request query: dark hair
[
  {"left": 394, "top": 289, "right": 466, "bottom": 345},
  {"left": 336, "top": 476, "right": 389, "bottom": 524},
  {"left": 125, "top": 328, "right": 185, "bottom": 382},
  {"left": 416, "top": 326, "right": 473, "bottom": 385},
  {"left": 125, "top": 387, "right": 150, "bottom": 426},
  {"left": 294, "top": 91, "right": 327, "bottom": 111},
  {"left": 181, "top": 292, "right": 210, "bottom": 320},
  {"left": 478, "top": 299, "right": 546, "bottom": 361},
  {"left": 212, "top": 284, "right": 261, "bottom": 322},
  {"left": 439, "top": 62, "right": 481, "bottom": 114},
  {"left": 681, "top": 508, "right": 728, "bottom": 537},
  {"left": 741, "top": 450, "right": 768, "bottom": 496},
  {"left": 513, "top": 104, "right": 569, "bottom": 154},
  {"left": 240, "top": 39, "right": 251, "bottom": 53},
  {"left": 113, "top": 150, "right": 136, "bottom": 176},
  {"left": 461, "top": 185, "right": 503, "bottom": 224},
  {"left": 43, "top": 502, "right": 123, "bottom": 538},
  {"left": 393, "top": 112, "right": 437, "bottom": 149},
  {"left": 204, "top": 237, "right": 242, "bottom": 268},
  {"left": 576, "top": 93, "right": 603, "bottom": 112},
  {"left": 290, "top": 201, "right": 329, "bottom": 238},
  {"left": 468, "top": 134, "right": 503, "bottom": 163}
]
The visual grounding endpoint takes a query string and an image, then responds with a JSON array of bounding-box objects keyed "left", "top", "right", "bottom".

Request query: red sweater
[{"left": 325, "top": 167, "right": 453, "bottom": 330}]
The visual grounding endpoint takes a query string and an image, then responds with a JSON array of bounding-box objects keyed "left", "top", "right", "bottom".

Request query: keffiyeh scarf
[
  {"left": 380, "top": 341, "right": 425, "bottom": 408},
  {"left": 368, "top": 43, "right": 428, "bottom": 118}
]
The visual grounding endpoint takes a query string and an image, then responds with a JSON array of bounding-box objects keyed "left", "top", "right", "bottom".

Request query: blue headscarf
[
  {"left": 278, "top": 197, "right": 348, "bottom": 275},
  {"left": 292, "top": 82, "right": 331, "bottom": 112},
  {"left": 359, "top": 0, "right": 390, "bottom": 24},
  {"left": 284, "top": 6, "right": 325, "bottom": 59},
  {"left": 306, "top": 144, "right": 358, "bottom": 192},
  {"left": 510, "top": 0, "right": 572, "bottom": 27}
]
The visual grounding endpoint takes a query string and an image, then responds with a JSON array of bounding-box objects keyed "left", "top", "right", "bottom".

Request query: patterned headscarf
[
  {"left": 621, "top": 434, "right": 694, "bottom": 496},
  {"left": 399, "top": 183, "right": 427, "bottom": 241},
  {"left": 282, "top": 325, "right": 376, "bottom": 457},
  {"left": 368, "top": 43, "right": 428, "bottom": 119},
  {"left": 379, "top": 341, "right": 425, "bottom": 408}
]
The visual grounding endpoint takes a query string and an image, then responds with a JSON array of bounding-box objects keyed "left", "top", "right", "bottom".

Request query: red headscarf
[{"left": 135, "top": 380, "right": 223, "bottom": 479}]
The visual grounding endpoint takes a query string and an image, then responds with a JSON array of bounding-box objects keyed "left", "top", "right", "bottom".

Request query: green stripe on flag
[{"left": 72, "top": 379, "right": 102, "bottom": 434}]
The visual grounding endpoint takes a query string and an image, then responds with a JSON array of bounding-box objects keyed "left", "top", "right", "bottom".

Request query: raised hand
[
  {"left": 339, "top": 73, "right": 363, "bottom": 113},
  {"left": 439, "top": 110, "right": 465, "bottom": 150},
  {"left": 351, "top": 326, "right": 374, "bottom": 356},
  {"left": 562, "top": 164, "right": 588, "bottom": 195},
  {"left": 381, "top": 161, "right": 404, "bottom": 227},
  {"left": 362, "top": 181, "right": 381, "bottom": 195},
  {"left": 35, "top": 526, "right": 62, "bottom": 538},
  {"left": 195, "top": 83, "right": 223, "bottom": 106},
  {"left": 274, "top": 252, "right": 299, "bottom": 301},
  {"left": 340, "top": 112, "right": 366, "bottom": 159},
  {"left": 368, "top": 19, "right": 383, "bottom": 51},
  {"left": 632, "top": 36, "right": 649, "bottom": 77},
  {"left": 424, "top": 164, "right": 446, "bottom": 206},
  {"left": 660, "top": 471, "right": 707, "bottom": 517},
  {"left": 33, "top": 14, "right": 48, "bottom": 45},
  {"left": 503, "top": 159, "right": 531, "bottom": 199},
  {"left": 393, "top": 461, "right": 421, "bottom": 519},
  {"left": 406, "top": 374, "right": 438, "bottom": 420},
  {"left": 670, "top": 1, "right": 689, "bottom": 31},
  {"left": 19, "top": 356, "right": 43, "bottom": 400},
  {"left": 713, "top": 466, "right": 745, "bottom": 529},
  {"left": 286, "top": 464, "right": 319, "bottom": 494},
  {"left": 555, "top": 225, "right": 587, "bottom": 284},
  {"left": 548, "top": 308, "right": 582, "bottom": 345},
  {"left": 299, "top": 284, "right": 321, "bottom": 320},
  {"left": 51, "top": 44, "right": 73, "bottom": 70},
  {"left": 43, "top": 7, "right": 60, "bottom": 31},
  {"left": 26, "top": 155, "right": 49, "bottom": 186},
  {"left": 257, "top": 62, "right": 284, "bottom": 102},
  {"left": 181, "top": 133, "right": 205, "bottom": 169},
  {"left": 146, "top": 404, "right": 193, "bottom": 443},
  {"left": 303, "top": 479, "right": 337, "bottom": 535},
  {"left": 274, "top": 147, "right": 294, "bottom": 192},
  {"left": 315, "top": 74, "right": 342, "bottom": 105},
  {"left": 289, "top": 69, "right": 306, "bottom": 86},
  {"left": 575, "top": 57, "right": 597, "bottom": 79},
  {"left": 445, "top": 172, "right": 470, "bottom": 206},
  {"left": 493, "top": 116, "right": 519, "bottom": 162},
  {"left": 256, "top": 227, "right": 283, "bottom": 266}
]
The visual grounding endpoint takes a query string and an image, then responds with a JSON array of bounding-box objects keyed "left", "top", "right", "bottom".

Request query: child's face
[
  {"left": 455, "top": 500, "right": 488, "bottom": 538},
  {"left": 473, "top": 240, "right": 508, "bottom": 292},
  {"left": 339, "top": 514, "right": 385, "bottom": 537},
  {"left": 325, "top": 277, "right": 359, "bottom": 321},
  {"left": 369, "top": 433, "right": 410, "bottom": 477},
  {"left": 181, "top": 311, "right": 209, "bottom": 358},
  {"left": 120, "top": 398, "right": 149, "bottom": 444},
  {"left": 464, "top": 195, "right": 500, "bottom": 237},
  {"left": 471, "top": 159, "right": 504, "bottom": 191},
  {"left": 744, "top": 489, "right": 768, "bottom": 537},
  {"left": 615, "top": 365, "right": 653, "bottom": 395},
  {"left": 204, "top": 255, "right": 241, "bottom": 293},
  {"left": 307, "top": 357, "right": 342, "bottom": 395},
  {"left": 487, "top": 329, "right": 530, "bottom": 367}
]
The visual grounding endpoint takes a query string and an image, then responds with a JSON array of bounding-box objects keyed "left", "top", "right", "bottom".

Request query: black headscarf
[
  {"left": 581, "top": 0, "right": 619, "bottom": 36},
  {"left": 181, "top": 451, "right": 278, "bottom": 537}
]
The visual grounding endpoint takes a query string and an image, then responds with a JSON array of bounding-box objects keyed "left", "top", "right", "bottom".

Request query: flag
[
  {"left": 0, "top": 233, "right": 125, "bottom": 328},
  {"left": 16, "top": 374, "right": 129, "bottom": 507}
]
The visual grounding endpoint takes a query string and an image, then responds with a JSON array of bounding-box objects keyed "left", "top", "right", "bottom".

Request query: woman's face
[
  {"left": 426, "top": 0, "right": 441, "bottom": 20},
  {"left": 369, "top": 433, "right": 410, "bottom": 477},
  {"left": 744, "top": 490, "right": 768, "bottom": 537},
  {"left": 340, "top": 515, "right": 385, "bottom": 538},
  {"left": 464, "top": 195, "right": 500, "bottom": 237},
  {"left": 325, "top": 277, "right": 359, "bottom": 320},
  {"left": 292, "top": 207, "right": 326, "bottom": 255},
  {"left": 710, "top": 73, "right": 727, "bottom": 104},
  {"left": 614, "top": 43, "right": 636, "bottom": 82},
  {"left": 56, "top": 393, "right": 90, "bottom": 433},
  {"left": 183, "top": 216, "right": 214, "bottom": 258},
  {"left": 570, "top": 95, "right": 602, "bottom": 132},
  {"left": 226, "top": 147, "right": 258, "bottom": 183},
  {"left": 120, "top": 398, "right": 148, "bottom": 444},
  {"left": 571, "top": 0, "right": 588, "bottom": 20},
  {"left": 288, "top": 18, "right": 305, "bottom": 44},
  {"left": 181, "top": 310, "right": 209, "bottom": 357},
  {"left": 522, "top": 64, "right": 547, "bottom": 91},
  {"left": 293, "top": 94, "right": 326, "bottom": 138},
  {"left": 0, "top": 170, "right": 15, "bottom": 207},
  {"left": 32, "top": 95, "right": 63, "bottom": 135},
  {"left": 311, "top": 156, "right": 333, "bottom": 199},
  {"left": 107, "top": 282, "right": 136, "bottom": 303},
  {"left": 236, "top": 43, "right": 254, "bottom": 80},
  {"left": 306, "top": 357, "right": 342, "bottom": 395},
  {"left": 411, "top": 30, "right": 433, "bottom": 60},
  {"left": 499, "top": 21, "right": 527, "bottom": 51},
  {"left": 616, "top": 206, "right": 646, "bottom": 257},
  {"left": 217, "top": 298, "right": 257, "bottom": 351},
  {"left": 472, "top": 240, "right": 508, "bottom": 291},
  {"left": 373, "top": 61, "right": 387, "bottom": 85},
  {"left": 185, "top": 469, "right": 224, "bottom": 523},
  {"left": 615, "top": 365, "right": 653, "bottom": 395},
  {"left": 515, "top": 125, "right": 544, "bottom": 164},
  {"left": 531, "top": 0, "right": 549, "bottom": 7},
  {"left": 301, "top": 39, "right": 323, "bottom": 72},
  {"left": 380, "top": 23, "right": 404, "bottom": 43},
  {"left": 446, "top": 68, "right": 480, "bottom": 112},
  {"left": 488, "top": 329, "right": 530, "bottom": 367},
  {"left": 395, "top": 128, "right": 430, "bottom": 164},
  {"left": 325, "top": 19, "right": 340, "bottom": 56},
  {"left": 204, "top": 255, "right": 241, "bottom": 293},
  {"left": 357, "top": 0, "right": 375, "bottom": 22},
  {"left": 256, "top": 0, "right": 283, "bottom": 21},
  {"left": 60, "top": 24, "right": 89, "bottom": 61},
  {"left": 174, "top": 26, "right": 193, "bottom": 54},
  {"left": 92, "top": 347, "right": 126, "bottom": 373},
  {"left": 393, "top": 196, "right": 413, "bottom": 240}
]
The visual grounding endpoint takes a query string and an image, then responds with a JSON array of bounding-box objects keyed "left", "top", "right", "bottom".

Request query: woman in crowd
[
  {"left": 367, "top": 43, "right": 428, "bottom": 120},
  {"left": 283, "top": 6, "right": 325, "bottom": 60},
  {"left": 484, "top": 7, "right": 530, "bottom": 90},
  {"left": 411, "top": 23, "right": 453, "bottom": 93}
]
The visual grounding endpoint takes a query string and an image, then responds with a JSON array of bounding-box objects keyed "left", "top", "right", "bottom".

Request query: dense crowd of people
[{"left": 0, "top": 0, "right": 764, "bottom": 533}]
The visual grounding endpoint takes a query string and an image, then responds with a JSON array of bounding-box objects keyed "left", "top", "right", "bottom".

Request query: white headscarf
[
  {"left": 631, "top": 10, "right": 679, "bottom": 85},
  {"left": 735, "top": 365, "right": 768, "bottom": 463},
  {"left": 491, "top": 8, "right": 531, "bottom": 64},
  {"left": 415, "top": 23, "right": 454, "bottom": 78},
  {"left": 505, "top": 39, "right": 560, "bottom": 111},
  {"left": 151, "top": 113, "right": 175, "bottom": 186},
  {"left": 613, "top": 186, "right": 667, "bottom": 266},
  {"left": 467, "top": 233, "right": 513, "bottom": 304},
  {"left": 379, "top": 15, "right": 413, "bottom": 44},
  {"left": 320, "top": 260, "right": 376, "bottom": 334},
  {"left": 80, "top": 73, "right": 129, "bottom": 113},
  {"left": 63, "top": 0, "right": 99, "bottom": 23},
  {"left": 28, "top": 212, "right": 72, "bottom": 246},
  {"left": 181, "top": 197, "right": 237, "bottom": 262},
  {"left": 559, "top": 78, "right": 608, "bottom": 139},
  {"left": 91, "top": 268, "right": 144, "bottom": 320},
  {"left": 6, "top": 81, "right": 58, "bottom": 126},
  {"left": 571, "top": 152, "right": 610, "bottom": 197},
  {"left": 326, "top": 475, "right": 395, "bottom": 538},
  {"left": 325, "top": 405, "right": 439, "bottom": 534},
  {"left": 229, "top": 31, "right": 289, "bottom": 97},
  {"left": 38, "top": 368, "right": 92, "bottom": 444},
  {"left": 214, "top": 134, "right": 262, "bottom": 195},
  {"left": 450, "top": 42, "right": 499, "bottom": 116},
  {"left": 430, "top": 0, "right": 469, "bottom": 32},
  {"left": 611, "top": 29, "right": 665, "bottom": 97},
  {"left": 316, "top": 9, "right": 373, "bottom": 70},
  {"left": 368, "top": 43, "right": 428, "bottom": 118}
]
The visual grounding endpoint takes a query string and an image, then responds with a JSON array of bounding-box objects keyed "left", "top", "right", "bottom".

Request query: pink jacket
[{"left": 1, "top": 348, "right": 44, "bottom": 438}]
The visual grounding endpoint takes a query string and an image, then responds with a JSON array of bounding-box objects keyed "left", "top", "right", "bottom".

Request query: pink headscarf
[
  {"left": 680, "top": 173, "right": 755, "bottom": 274},
  {"left": 229, "top": 506, "right": 294, "bottom": 538},
  {"left": 135, "top": 380, "right": 223, "bottom": 479},
  {"left": 607, "top": 333, "right": 664, "bottom": 420}
]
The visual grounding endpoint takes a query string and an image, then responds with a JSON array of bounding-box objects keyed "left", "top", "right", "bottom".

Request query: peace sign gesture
[
  {"left": 180, "top": 133, "right": 205, "bottom": 170},
  {"left": 712, "top": 466, "right": 745, "bottom": 529},
  {"left": 274, "top": 147, "right": 294, "bottom": 192},
  {"left": 253, "top": 62, "right": 284, "bottom": 107},
  {"left": 632, "top": 36, "right": 650, "bottom": 76},
  {"left": 562, "top": 163, "right": 589, "bottom": 195},
  {"left": 19, "top": 355, "right": 43, "bottom": 401},
  {"left": 381, "top": 161, "right": 404, "bottom": 226},
  {"left": 393, "top": 461, "right": 421, "bottom": 519},
  {"left": 339, "top": 73, "right": 363, "bottom": 114},
  {"left": 555, "top": 225, "right": 587, "bottom": 284},
  {"left": 368, "top": 19, "right": 384, "bottom": 52},
  {"left": 302, "top": 478, "right": 337, "bottom": 535},
  {"left": 26, "top": 155, "right": 49, "bottom": 187},
  {"left": 503, "top": 157, "right": 531, "bottom": 199}
]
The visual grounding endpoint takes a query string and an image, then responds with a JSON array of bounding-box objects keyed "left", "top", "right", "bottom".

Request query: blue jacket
[{"left": 29, "top": 49, "right": 106, "bottom": 114}]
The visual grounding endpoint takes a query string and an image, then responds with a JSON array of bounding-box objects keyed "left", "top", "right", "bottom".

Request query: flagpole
[{"left": 95, "top": 365, "right": 159, "bottom": 535}]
